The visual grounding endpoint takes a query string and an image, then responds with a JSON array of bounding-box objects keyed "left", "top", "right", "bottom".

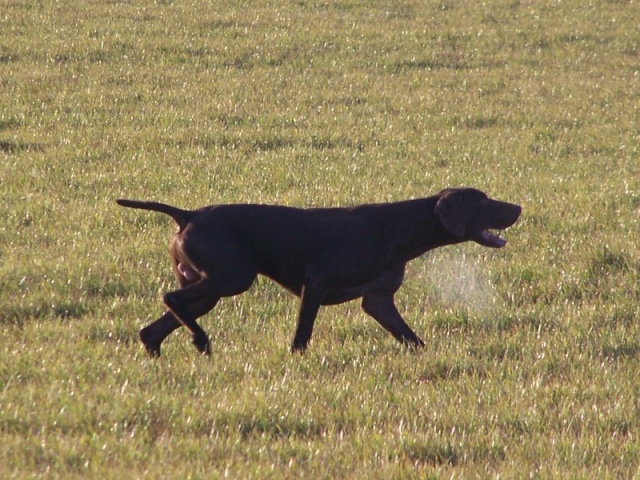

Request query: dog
[{"left": 116, "top": 188, "right": 521, "bottom": 357}]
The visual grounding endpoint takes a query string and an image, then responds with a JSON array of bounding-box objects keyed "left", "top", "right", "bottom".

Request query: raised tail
[{"left": 116, "top": 199, "right": 194, "bottom": 230}]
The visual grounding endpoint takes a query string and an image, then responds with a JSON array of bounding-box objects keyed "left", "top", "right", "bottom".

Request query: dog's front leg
[
  {"left": 291, "top": 281, "right": 326, "bottom": 353},
  {"left": 361, "top": 293, "right": 425, "bottom": 348}
]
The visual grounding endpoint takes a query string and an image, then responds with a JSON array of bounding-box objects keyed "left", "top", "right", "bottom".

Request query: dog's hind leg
[
  {"left": 162, "top": 257, "right": 258, "bottom": 354},
  {"left": 138, "top": 256, "right": 208, "bottom": 357},
  {"left": 139, "top": 311, "right": 182, "bottom": 357},
  {"left": 361, "top": 293, "right": 425, "bottom": 348},
  {"left": 162, "top": 279, "right": 221, "bottom": 355}
]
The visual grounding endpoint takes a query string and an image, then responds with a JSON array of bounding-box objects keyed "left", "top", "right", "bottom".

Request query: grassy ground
[{"left": 2, "top": 0, "right": 640, "bottom": 477}]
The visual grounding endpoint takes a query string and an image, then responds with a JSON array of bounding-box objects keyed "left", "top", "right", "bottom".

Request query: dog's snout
[{"left": 489, "top": 200, "right": 521, "bottom": 230}]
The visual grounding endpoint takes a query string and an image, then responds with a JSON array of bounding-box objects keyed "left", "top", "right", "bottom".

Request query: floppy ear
[{"left": 434, "top": 191, "right": 467, "bottom": 238}]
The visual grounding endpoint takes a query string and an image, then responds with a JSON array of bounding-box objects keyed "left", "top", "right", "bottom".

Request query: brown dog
[{"left": 116, "top": 188, "right": 521, "bottom": 357}]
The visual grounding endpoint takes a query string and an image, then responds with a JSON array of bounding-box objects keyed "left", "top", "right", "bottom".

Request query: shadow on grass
[
  {"left": 600, "top": 341, "right": 640, "bottom": 361},
  {"left": 0, "top": 140, "right": 45, "bottom": 153},
  {"left": 1, "top": 302, "right": 88, "bottom": 326}
]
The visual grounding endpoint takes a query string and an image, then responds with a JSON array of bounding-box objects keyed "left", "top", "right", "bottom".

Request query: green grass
[{"left": 2, "top": 0, "right": 640, "bottom": 477}]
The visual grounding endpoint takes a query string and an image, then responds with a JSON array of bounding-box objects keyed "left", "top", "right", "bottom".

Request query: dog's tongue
[{"left": 480, "top": 230, "right": 507, "bottom": 248}]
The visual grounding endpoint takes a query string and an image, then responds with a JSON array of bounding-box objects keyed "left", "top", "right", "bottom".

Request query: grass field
[{"left": 2, "top": 0, "right": 640, "bottom": 477}]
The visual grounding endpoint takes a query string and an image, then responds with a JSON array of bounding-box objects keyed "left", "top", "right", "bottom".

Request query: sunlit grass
[{"left": 1, "top": 0, "right": 640, "bottom": 477}]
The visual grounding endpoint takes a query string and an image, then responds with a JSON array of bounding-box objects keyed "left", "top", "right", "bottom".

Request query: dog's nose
[{"left": 512, "top": 204, "right": 522, "bottom": 218}]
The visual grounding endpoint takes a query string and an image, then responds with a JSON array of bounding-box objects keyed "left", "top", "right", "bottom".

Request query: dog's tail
[{"left": 116, "top": 199, "right": 194, "bottom": 230}]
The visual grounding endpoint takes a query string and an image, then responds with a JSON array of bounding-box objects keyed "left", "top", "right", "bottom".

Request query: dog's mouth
[{"left": 476, "top": 229, "right": 507, "bottom": 248}]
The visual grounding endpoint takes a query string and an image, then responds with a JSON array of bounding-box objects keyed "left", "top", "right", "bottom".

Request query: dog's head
[{"left": 434, "top": 188, "right": 521, "bottom": 248}]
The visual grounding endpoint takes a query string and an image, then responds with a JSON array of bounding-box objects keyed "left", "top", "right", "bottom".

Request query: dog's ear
[{"left": 434, "top": 190, "right": 468, "bottom": 238}]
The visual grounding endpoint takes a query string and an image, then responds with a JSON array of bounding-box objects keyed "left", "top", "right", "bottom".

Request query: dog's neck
[{"left": 388, "top": 197, "right": 463, "bottom": 262}]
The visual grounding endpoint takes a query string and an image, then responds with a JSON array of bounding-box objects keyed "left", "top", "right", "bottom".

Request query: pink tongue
[{"left": 482, "top": 230, "right": 506, "bottom": 247}]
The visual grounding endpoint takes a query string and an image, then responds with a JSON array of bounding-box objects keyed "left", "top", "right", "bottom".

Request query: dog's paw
[
  {"left": 401, "top": 336, "right": 425, "bottom": 351},
  {"left": 144, "top": 344, "right": 162, "bottom": 358},
  {"left": 290, "top": 342, "right": 308, "bottom": 354},
  {"left": 192, "top": 334, "right": 211, "bottom": 356},
  {"left": 139, "top": 328, "right": 162, "bottom": 358}
]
